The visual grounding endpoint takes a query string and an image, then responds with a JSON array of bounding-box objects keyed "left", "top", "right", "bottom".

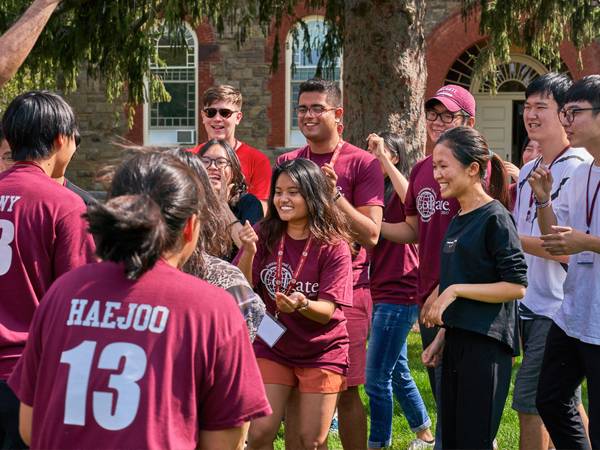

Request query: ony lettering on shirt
[
  {"left": 66, "top": 299, "right": 170, "bottom": 334},
  {"left": 260, "top": 262, "right": 319, "bottom": 299},
  {"left": 416, "top": 187, "right": 450, "bottom": 222},
  {"left": 0, "top": 195, "right": 21, "bottom": 212}
]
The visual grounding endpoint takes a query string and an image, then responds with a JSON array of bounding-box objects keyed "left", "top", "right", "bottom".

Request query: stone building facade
[{"left": 65, "top": 0, "right": 600, "bottom": 189}]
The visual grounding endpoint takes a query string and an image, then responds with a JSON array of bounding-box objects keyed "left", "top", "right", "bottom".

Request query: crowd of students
[{"left": 0, "top": 73, "right": 598, "bottom": 450}]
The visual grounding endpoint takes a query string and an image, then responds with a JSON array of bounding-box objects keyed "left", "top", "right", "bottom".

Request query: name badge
[
  {"left": 443, "top": 239, "right": 458, "bottom": 253},
  {"left": 577, "top": 251, "right": 595, "bottom": 265},
  {"left": 257, "top": 312, "right": 286, "bottom": 347}
]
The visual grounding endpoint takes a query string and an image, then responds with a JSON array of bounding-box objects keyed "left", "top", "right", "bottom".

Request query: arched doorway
[{"left": 444, "top": 45, "right": 552, "bottom": 163}]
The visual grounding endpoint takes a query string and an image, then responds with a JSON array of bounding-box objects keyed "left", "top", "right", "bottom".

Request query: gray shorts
[{"left": 512, "top": 317, "right": 582, "bottom": 414}]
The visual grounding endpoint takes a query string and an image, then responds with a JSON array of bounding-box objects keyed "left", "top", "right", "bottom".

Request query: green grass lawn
[{"left": 274, "top": 330, "right": 523, "bottom": 449}]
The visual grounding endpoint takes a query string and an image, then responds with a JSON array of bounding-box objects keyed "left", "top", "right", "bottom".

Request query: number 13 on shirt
[{"left": 60, "top": 340, "right": 147, "bottom": 430}]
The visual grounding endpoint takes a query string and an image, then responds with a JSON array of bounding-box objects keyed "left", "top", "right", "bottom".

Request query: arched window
[
  {"left": 145, "top": 23, "right": 197, "bottom": 145},
  {"left": 285, "top": 17, "right": 342, "bottom": 147}
]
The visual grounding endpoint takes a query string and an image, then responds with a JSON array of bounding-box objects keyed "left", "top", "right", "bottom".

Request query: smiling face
[
  {"left": 523, "top": 93, "right": 564, "bottom": 144},
  {"left": 297, "top": 91, "right": 342, "bottom": 144},
  {"left": 560, "top": 100, "right": 600, "bottom": 150},
  {"left": 201, "top": 100, "right": 242, "bottom": 143},
  {"left": 425, "top": 102, "right": 471, "bottom": 143},
  {"left": 432, "top": 142, "right": 476, "bottom": 199},
  {"left": 522, "top": 139, "right": 542, "bottom": 165},
  {"left": 201, "top": 144, "right": 232, "bottom": 192},
  {"left": 274, "top": 172, "right": 308, "bottom": 226}
]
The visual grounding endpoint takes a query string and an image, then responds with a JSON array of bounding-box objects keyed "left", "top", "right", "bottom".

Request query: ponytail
[
  {"left": 488, "top": 153, "right": 510, "bottom": 209},
  {"left": 86, "top": 195, "right": 168, "bottom": 280}
]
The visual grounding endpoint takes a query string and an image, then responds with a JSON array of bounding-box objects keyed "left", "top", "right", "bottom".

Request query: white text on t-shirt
[
  {"left": 0, "top": 195, "right": 21, "bottom": 212},
  {"left": 66, "top": 299, "right": 170, "bottom": 334}
]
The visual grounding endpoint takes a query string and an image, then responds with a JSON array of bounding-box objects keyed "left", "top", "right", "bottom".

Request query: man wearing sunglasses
[
  {"left": 189, "top": 85, "right": 272, "bottom": 210},
  {"left": 382, "top": 84, "right": 476, "bottom": 449},
  {"left": 0, "top": 91, "right": 96, "bottom": 447}
]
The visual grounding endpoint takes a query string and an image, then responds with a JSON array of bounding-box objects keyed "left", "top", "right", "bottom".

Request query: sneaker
[
  {"left": 493, "top": 438, "right": 499, "bottom": 450},
  {"left": 407, "top": 438, "right": 435, "bottom": 449},
  {"left": 329, "top": 412, "right": 339, "bottom": 434}
]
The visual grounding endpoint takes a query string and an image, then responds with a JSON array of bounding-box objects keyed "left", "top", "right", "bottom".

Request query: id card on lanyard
[
  {"left": 578, "top": 162, "right": 600, "bottom": 265},
  {"left": 256, "top": 234, "right": 314, "bottom": 347}
]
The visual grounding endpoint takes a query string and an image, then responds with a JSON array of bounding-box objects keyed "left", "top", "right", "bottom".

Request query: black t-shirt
[
  {"left": 440, "top": 200, "right": 528, "bottom": 354},
  {"left": 231, "top": 192, "right": 263, "bottom": 225}
]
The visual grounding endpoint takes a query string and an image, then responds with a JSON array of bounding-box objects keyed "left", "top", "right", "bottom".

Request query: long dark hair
[
  {"left": 166, "top": 148, "right": 232, "bottom": 269},
  {"left": 260, "top": 158, "right": 352, "bottom": 254},
  {"left": 436, "top": 127, "right": 510, "bottom": 208},
  {"left": 86, "top": 152, "right": 203, "bottom": 280},
  {"left": 199, "top": 139, "right": 247, "bottom": 204},
  {"left": 378, "top": 131, "right": 410, "bottom": 204}
]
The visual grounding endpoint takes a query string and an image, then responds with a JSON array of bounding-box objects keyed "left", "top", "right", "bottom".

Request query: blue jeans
[{"left": 366, "top": 303, "right": 432, "bottom": 448}]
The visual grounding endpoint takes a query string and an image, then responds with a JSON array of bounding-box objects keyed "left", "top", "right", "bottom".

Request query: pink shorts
[{"left": 342, "top": 287, "right": 372, "bottom": 387}]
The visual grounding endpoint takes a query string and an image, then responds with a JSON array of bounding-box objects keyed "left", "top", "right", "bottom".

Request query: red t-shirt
[
  {"left": 277, "top": 142, "right": 385, "bottom": 290},
  {"left": 370, "top": 193, "right": 419, "bottom": 305},
  {"left": 188, "top": 141, "right": 272, "bottom": 200},
  {"left": 404, "top": 155, "right": 460, "bottom": 304},
  {"left": 243, "top": 232, "right": 353, "bottom": 375},
  {"left": 0, "top": 163, "right": 96, "bottom": 379},
  {"left": 8, "top": 260, "right": 271, "bottom": 450}
]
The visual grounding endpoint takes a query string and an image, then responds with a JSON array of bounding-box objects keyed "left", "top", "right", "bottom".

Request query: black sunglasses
[{"left": 203, "top": 108, "right": 239, "bottom": 119}]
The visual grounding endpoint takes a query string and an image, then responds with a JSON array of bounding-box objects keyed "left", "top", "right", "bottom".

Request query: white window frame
[
  {"left": 143, "top": 22, "right": 198, "bottom": 146},
  {"left": 285, "top": 16, "right": 343, "bottom": 147}
]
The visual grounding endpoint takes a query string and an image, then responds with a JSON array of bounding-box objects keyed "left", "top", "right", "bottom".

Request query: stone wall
[
  {"left": 206, "top": 29, "right": 272, "bottom": 153},
  {"left": 64, "top": 75, "right": 129, "bottom": 190},
  {"left": 64, "top": 2, "right": 462, "bottom": 188}
]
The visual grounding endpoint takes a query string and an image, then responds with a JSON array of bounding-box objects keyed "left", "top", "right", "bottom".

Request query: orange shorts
[{"left": 257, "top": 358, "right": 347, "bottom": 394}]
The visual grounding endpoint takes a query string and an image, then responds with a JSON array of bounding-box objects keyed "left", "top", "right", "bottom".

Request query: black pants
[
  {"left": 537, "top": 323, "right": 599, "bottom": 450},
  {"left": 0, "top": 381, "right": 27, "bottom": 449},
  {"left": 441, "top": 328, "right": 512, "bottom": 450}
]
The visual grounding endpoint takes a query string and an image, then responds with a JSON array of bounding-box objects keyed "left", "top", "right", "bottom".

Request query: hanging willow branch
[
  {"left": 462, "top": 0, "right": 600, "bottom": 91},
  {"left": 0, "top": 0, "right": 596, "bottom": 114}
]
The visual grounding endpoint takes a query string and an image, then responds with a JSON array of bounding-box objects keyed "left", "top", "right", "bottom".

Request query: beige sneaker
[{"left": 407, "top": 438, "right": 435, "bottom": 450}]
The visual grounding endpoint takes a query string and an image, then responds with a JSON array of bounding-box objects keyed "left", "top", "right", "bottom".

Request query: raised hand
[
  {"left": 528, "top": 165, "right": 553, "bottom": 203},
  {"left": 238, "top": 220, "right": 258, "bottom": 255}
]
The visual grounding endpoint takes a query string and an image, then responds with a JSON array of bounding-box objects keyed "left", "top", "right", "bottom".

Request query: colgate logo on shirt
[
  {"left": 260, "top": 262, "right": 319, "bottom": 299},
  {"left": 416, "top": 187, "right": 450, "bottom": 222}
]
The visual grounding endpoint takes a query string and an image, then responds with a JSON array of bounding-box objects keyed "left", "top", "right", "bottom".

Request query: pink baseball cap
[{"left": 425, "top": 84, "right": 476, "bottom": 117}]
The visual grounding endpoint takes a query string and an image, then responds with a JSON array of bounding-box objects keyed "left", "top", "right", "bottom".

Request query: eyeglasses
[
  {"left": 425, "top": 110, "right": 466, "bottom": 124},
  {"left": 295, "top": 105, "right": 337, "bottom": 116},
  {"left": 559, "top": 107, "right": 600, "bottom": 125},
  {"left": 203, "top": 108, "right": 239, "bottom": 119},
  {"left": 200, "top": 156, "right": 231, "bottom": 169}
]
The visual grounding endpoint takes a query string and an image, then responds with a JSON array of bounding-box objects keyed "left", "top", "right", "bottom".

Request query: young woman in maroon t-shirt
[
  {"left": 237, "top": 158, "right": 354, "bottom": 450},
  {"left": 9, "top": 152, "right": 271, "bottom": 450}
]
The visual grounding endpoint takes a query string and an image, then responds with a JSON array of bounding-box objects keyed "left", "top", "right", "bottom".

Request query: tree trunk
[{"left": 343, "top": 0, "right": 427, "bottom": 166}]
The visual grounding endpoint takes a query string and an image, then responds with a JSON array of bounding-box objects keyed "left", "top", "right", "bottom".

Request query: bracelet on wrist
[
  {"left": 333, "top": 190, "right": 342, "bottom": 202},
  {"left": 227, "top": 219, "right": 241, "bottom": 228},
  {"left": 296, "top": 298, "right": 310, "bottom": 311},
  {"left": 535, "top": 198, "right": 551, "bottom": 209}
]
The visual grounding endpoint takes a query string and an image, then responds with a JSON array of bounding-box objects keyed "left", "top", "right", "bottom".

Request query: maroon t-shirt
[
  {"left": 8, "top": 260, "right": 271, "bottom": 450},
  {"left": 277, "top": 142, "right": 384, "bottom": 290},
  {"left": 370, "top": 193, "right": 419, "bottom": 305},
  {"left": 404, "top": 155, "right": 460, "bottom": 304},
  {"left": 188, "top": 141, "right": 272, "bottom": 200},
  {"left": 0, "top": 163, "right": 96, "bottom": 379},
  {"left": 243, "top": 233, "right": 353, "bottom": 375}
]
